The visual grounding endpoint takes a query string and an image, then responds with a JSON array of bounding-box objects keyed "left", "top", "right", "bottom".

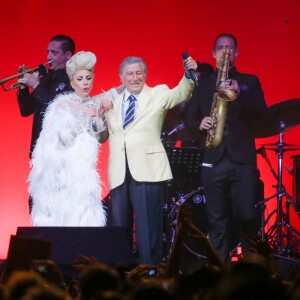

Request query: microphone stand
[{"left": 276, "top": 121, "right": 285, "bottom": 253}]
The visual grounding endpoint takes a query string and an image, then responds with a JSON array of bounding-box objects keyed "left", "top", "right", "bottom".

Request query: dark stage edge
[{"left": 2, "top": 227, "right": 300, "bottom": 282}]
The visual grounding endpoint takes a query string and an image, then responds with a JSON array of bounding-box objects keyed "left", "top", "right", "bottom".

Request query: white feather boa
[{"left": 29, "top": 93, "right": 106, "bottom": 226}]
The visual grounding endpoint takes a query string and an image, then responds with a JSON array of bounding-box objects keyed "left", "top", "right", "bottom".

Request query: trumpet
[{"left": 0, "top": 61, "right": 51, "bottom": 91}]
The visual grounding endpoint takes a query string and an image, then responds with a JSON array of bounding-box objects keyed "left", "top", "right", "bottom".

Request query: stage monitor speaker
[{"left": 16, "top": 226, "right": 136, "bottom": 278}]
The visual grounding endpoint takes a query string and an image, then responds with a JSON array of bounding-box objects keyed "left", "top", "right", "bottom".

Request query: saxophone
[{"left": 205, "top": 46, "right": 237, "bottom": 149}]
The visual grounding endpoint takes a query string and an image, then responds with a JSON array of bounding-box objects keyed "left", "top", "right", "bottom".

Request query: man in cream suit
[{"left": 104, "top": 55, "right": 197, "bottom": 265}]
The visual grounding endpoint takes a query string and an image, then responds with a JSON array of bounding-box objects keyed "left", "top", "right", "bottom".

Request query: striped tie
[{"left": 123, "top": 95, "right": 136, "bottom": 129}]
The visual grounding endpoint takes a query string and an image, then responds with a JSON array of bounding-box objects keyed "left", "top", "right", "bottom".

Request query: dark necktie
[{"left": 123, "top": 95, "right": 136, "bottom": 129}]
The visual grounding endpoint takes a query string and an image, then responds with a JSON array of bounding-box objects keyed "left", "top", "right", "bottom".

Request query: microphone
[
  {"left": 86, "top": 101, "right": 98, "bottom": 132},
  {"left": 256, "top": 146, "right": 266, "bottom": 158},
  {"left": 168, "top": 121, "right": 185, "bottom": 136},
  {"left": 182, "top": 52, "right": 199, "bottom": 87}
]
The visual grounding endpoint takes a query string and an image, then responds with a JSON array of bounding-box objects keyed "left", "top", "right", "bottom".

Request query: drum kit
[{"left": 163, "top": 98, "right": 300, "bottom": 259}]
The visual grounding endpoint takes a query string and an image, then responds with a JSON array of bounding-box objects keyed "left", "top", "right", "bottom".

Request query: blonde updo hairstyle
[{"left": 66, "top": 51, "right": 97, "bottom": 81}]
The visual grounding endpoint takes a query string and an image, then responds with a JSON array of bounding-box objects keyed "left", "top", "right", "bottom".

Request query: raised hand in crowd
[
  {"left": 165, "top": 203, "right": 225, "bottom": 279},
  {"left": 72, "top": 255, "right": 101, "bottom": 272}
]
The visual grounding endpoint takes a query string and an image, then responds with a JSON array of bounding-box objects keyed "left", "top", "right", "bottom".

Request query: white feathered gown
[{"left": 29, "top": 93, "right": 107, "bottom": 226}]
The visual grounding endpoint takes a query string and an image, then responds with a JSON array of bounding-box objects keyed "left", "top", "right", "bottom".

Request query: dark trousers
[
  {"left": 110, "top": 164, "right": 165, "bottom": 265},
  {"left": 201, "top": 152, "right": 259, "bottom": 260}
]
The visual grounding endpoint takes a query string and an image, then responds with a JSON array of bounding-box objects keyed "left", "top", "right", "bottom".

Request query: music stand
[{"left": 165, "top": 146, "right": 203, "bottom": 178}]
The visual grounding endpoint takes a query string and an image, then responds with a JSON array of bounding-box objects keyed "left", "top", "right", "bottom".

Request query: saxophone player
[{"left": 184, "top": 33, "right": 267, "bottom": 261}]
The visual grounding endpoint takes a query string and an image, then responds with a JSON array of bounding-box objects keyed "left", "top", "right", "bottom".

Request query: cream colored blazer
[{"left": 105, "top": 75, "right": 194, "bottom": 190}]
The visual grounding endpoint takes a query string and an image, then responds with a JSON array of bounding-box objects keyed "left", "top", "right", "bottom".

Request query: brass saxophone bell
[{"left": 216, "top": 87, "right": 237, "bottom": 102}]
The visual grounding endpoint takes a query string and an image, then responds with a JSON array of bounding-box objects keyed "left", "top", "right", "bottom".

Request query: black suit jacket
[
  {"left": 184, "top": 67, "right": 267, "bottom": 165},
  {"left": 17, "top": 69, "right": 73, "bottom": 158}
]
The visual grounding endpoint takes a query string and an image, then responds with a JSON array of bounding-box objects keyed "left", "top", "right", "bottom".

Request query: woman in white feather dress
[{"left": 29, "top": 51, "right": 107, "bottom": 226}]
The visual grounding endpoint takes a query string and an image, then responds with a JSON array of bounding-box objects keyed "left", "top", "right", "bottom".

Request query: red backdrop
[{"left": 0, "top": 0, "right": 299, "bottom": 258}]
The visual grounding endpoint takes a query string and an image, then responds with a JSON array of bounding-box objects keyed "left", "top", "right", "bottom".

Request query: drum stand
[{"left": 259, "top": 121, "right": 300, "bottom": 257}]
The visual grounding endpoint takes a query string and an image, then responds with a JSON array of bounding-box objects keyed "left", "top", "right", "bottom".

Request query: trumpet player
[
  {"left": 17, "top": 35, "right": 75, "bottom": 159},
  {"left": 17, "top": 34, "right": 75, "bottom": 212},
  {"left": 184, "top": 33, "right": 267, "bottom": 261}
]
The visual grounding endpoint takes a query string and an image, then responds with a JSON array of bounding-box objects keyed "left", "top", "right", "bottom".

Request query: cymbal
[{"left": 252, "top": 98, "right": 300, "bottom": 138}]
